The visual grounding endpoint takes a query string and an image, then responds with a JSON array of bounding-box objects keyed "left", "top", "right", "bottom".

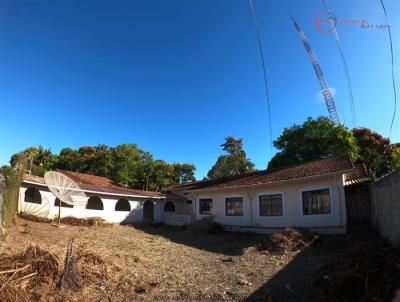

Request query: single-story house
[
  {"left": 19, "top": 170, "right": 186, "bottom": 224},
  {"left": 166, "top": 155, "right": 372, "bottom": 234},
  {"left": 18, "top": 155, "right": 371, "bottom": 233}
]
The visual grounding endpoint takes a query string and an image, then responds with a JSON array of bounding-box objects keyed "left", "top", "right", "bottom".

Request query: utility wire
[
  {"left": 379, "top": 0, "right": 397, "bottom": 139},
  {"left": 248, "top": 0, "right": 273, "bottom": 152},
  {"left": 321, "top": 0, "right": 356, "bottom": 127}
]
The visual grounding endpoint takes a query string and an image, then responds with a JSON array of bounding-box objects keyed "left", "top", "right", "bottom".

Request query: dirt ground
[{"left": 0, "top": 217, "right": 382, "bottom": 301}]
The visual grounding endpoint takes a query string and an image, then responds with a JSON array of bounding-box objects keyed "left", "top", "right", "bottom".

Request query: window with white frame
[
  {"left": 259, "top": 194, "right": 283, "bottom": 216},
  {"left": 199, "top": 198, "right": 212, "bottom": 215},
  {"left": 302, "top": 188, "right": 331, "bottom": 215},
  {"left": 225, "top": 197, "right": 244, "bottom": 216}
]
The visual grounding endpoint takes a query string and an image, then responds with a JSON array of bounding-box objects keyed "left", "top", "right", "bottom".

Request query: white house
[
  {"left": 18, "top": 155, "right": 371, "bottom": 233},
  {"left": 167, "top": 155, "right": 371, "bottom": 234},
  {"left": 19, "top": 170, "right": 185, "bottom": 224}
]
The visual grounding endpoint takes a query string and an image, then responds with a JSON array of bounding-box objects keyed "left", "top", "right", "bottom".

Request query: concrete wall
[
  {"left": 180, "top": 174, "right": 347, "bottom": 234},
  {"left": 371, "top": 170, "right": 400, "bottom": 247},
  {"left": 19, "top": 183, "right": 182, "bottom": 224}
]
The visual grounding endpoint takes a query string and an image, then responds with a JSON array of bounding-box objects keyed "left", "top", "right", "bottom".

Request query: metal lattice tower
[{"left": 291, "top": 16, "right": 340, "bottom": 124}]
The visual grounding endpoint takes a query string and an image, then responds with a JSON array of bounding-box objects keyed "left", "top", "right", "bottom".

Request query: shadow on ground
[
  {"left": 243, "top": 226, "right": 382, "bottom": 302},
  {"left": 132, "top": 223, "right": 263, "bottom": 256}
]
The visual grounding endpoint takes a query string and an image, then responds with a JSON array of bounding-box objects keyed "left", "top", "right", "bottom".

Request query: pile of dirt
[
  {"left": 314, "top": 241, "right": 400, "bottom": 302},
  {"left": 60, "top": 216, "right": 110, "bottom": 227},
  {"left": 184, "top": 217, "right": 225, "bottom": 235},
  {"left": 257, "top": 228, "right": 319, "bottom": 254},
  {"left": 0, "top": 245, "right": 59, "bottom": 301},
  {"left": 0, "top": 241, "right": 113, "bottom": 301},
  {"left": 57, "top": 240, "right": 109, "bottom": 291},
  {"left": 17, "top": 212, "right": 52, "bottom": 224}
]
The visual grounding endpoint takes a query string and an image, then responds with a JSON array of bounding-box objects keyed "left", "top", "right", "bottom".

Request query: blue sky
[{"left": 0, "top": 0, "right": 399, "bottom": 179}]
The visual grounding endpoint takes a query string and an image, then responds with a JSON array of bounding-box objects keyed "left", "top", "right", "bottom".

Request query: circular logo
[{"left": 315, "top": 9, "right": 337, "bottom": 33}]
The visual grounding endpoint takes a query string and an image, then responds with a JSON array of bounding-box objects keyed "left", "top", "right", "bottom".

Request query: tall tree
[
  {"left": 268, "top": 117, "right": 359, "bottom": 169},
  {"left": 8, "top": 143, "right": 196, "bottom": 191},
  {"left": 207, "top": 136, "right": 255, "bottom": 179},
  {"left": 352, "top": 128, "right": 399, "bottom": 177},
  {"left": 10, "top": 146, "right": 56, "bottom": 176},
  {"left": 172, "top": 163, "right": 196, "bottom": 183}
]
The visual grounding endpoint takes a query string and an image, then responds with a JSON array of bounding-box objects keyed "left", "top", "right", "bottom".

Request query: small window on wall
[
  {"left": 259, "top": 194, "right": 283, "bottom": 217},
  {"left": 164, "top": 201, "right": 175, "bottom": 212},
  {"left": 302, "top": 188, "right": 331, "bottom": 215},
  {"left": 225, "top": 197, "right": 244, "bottom": 216},
  {"left": 24, "top": 187, "right": 42, "bottom": 204},
  {"left": 54, "top": 198, "right": 73, "bottom": 208},
  {"left": 199, "top": 198, "right": 212, "bottom": 215}
]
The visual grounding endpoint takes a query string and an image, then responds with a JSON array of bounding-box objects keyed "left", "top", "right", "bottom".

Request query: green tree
[
  {"left": 10, "top": 146, "right": 55, "bottom": 176},
  {"left": 352, "top": 128, "right": 399, "bottom": 177},
  {"left": 207, "top": 136, "right": 255, "bottom": 179},
  {"left": 268, "top": 117, "right": 359, "bottom": 169},
  {"left": 8, "top": 143, "right": 196, "bottom": 191},
  {"left": 172, "top": 163, "right": 196, "bottom": 183},
  {"left": 148, "top": 160, "right": 175, "bottom": 191}
]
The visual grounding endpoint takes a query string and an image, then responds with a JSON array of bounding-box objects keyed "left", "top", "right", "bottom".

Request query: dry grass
[
  {"left": 314, "top": 241, "right": 400, "bottom": 301},
  {"left": 1, "top": 217, "right": 278, "bottom": 301},
  {"left": 0, "top": 217, "right": 387, "bottom": 301}
]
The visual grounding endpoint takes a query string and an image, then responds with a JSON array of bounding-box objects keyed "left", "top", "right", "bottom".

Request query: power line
[
  {"left": 379, "top": 0, "right": 397, "bottom": 139},
  {"left": 248, "top": 0, "right": 273, "bottom": 152},
  {"left": 321, "top": 0, "right": 356, "bottom": 127}
]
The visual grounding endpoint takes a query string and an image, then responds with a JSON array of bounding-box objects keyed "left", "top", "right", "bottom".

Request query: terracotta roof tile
[
  {"left": 168, "top": 155, "right": 355, "bottom": 191},
  {"left": 22, "top": 171, "right": 163, "bottom": 198},
  {"left": 344, "top": 162, "right": 373, "bottom": 186}
]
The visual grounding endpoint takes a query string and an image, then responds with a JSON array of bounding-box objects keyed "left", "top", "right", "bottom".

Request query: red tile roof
[
  {"left": 168, "top": 155, "right": 355, "bottom": 192},
  {"left": 22, "top": 171, "right": 163, "bottom": 198},
  {"left": 344, "top": 162, "right": 373, "bottom": 186}
]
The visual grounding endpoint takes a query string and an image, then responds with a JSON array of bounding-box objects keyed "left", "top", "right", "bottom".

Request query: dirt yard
[{"left": 0, "top": 217, "right": 386, "bottom": 301}]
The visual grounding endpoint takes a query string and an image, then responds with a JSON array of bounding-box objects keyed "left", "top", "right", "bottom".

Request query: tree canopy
[
  {"left": 268, "top": 116, "right": 400, "bottom": 178},
  {"left": 8, "top": 144, "right": 196, "bottom": 192},
  {"left": 353, "top": 127, "right": 400, "bottom": 177},
  {"left": 268, "top": 117, "right": 359, "bottom": 169},
  {"left": 207, "top": 136, "right": 255, "bottom": 179}
]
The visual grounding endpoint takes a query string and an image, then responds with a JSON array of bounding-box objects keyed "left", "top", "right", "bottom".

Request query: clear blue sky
[{"left": 0, "top": 0, "right": 399, "bottom": 179}]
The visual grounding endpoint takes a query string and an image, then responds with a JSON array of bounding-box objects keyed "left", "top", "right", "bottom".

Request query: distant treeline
[{"left": 7, "top": 144, "right": 196, "bottom": 192}]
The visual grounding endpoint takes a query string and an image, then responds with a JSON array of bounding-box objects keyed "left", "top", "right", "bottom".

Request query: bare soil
[{"left": 0, "top": 217, "right": 383, "bottom": 301}]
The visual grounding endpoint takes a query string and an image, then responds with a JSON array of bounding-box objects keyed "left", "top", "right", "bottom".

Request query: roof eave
[
  {"left": 179, "top": 169, "right": 353, "bottom": 193},
  {"left": 21, "top": 180, "right": 165, "bottom": 199}
]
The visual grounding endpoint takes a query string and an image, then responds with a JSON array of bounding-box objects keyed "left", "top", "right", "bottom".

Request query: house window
[
  {"left": 164, "top": 201, "right": 175, "bottom": 212},
  {"left": 225, "top": 197, "right": 244, "bottom": 216},
  {"left": 199, "top": 198, "right": 212, "bottom": 215},
  {"left": 186, "top": 200, "right": 192, "bottom": 204},
  {"left": 302, "top": 188, "right": 331, "bottom": 215},
  {"left": 115, "top": 198, "right": 131, "bottom": 211},
  {"left": 24, "top": 187, "right": 42, "bottom": 204},
  {"left": 54, "top": 198, "right": 73, "bottom": 208},
  {"left": 259, "top": 194, "right": 283, "bottom": 216},
  {"left": 86, "top": 196, "right": 104, "bottom": 210}
]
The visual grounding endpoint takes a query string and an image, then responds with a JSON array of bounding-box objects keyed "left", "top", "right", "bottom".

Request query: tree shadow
[
  {"left": 131, "top": 223, "right": 263, "bottom": 256},
  {"left": 243, "top": 227, "right": 381, "bottom": 302}
]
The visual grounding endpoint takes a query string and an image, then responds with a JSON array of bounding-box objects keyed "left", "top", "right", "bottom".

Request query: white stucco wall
[
  {"left": 18, "top": 184, "right": 165, "bottom": 224},
  {"left": 181, "top": 173, "right": 347, "bottom": 234}
]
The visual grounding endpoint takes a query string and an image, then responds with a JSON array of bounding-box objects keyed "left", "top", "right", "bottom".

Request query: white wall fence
[
  {"left": 371, "top": 170, "right": 400, "bottom": 248},
  {"left": 163, "top": 213, "right": 192, "bottom": 226}
]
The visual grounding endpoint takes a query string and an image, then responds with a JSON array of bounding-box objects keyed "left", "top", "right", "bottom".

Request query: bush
[
  {"left": 184, "top": 217, "right": 225, "bottom": 235},
  {"left": 0, "top": 166, "right": 22, "bottom": 227}
]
